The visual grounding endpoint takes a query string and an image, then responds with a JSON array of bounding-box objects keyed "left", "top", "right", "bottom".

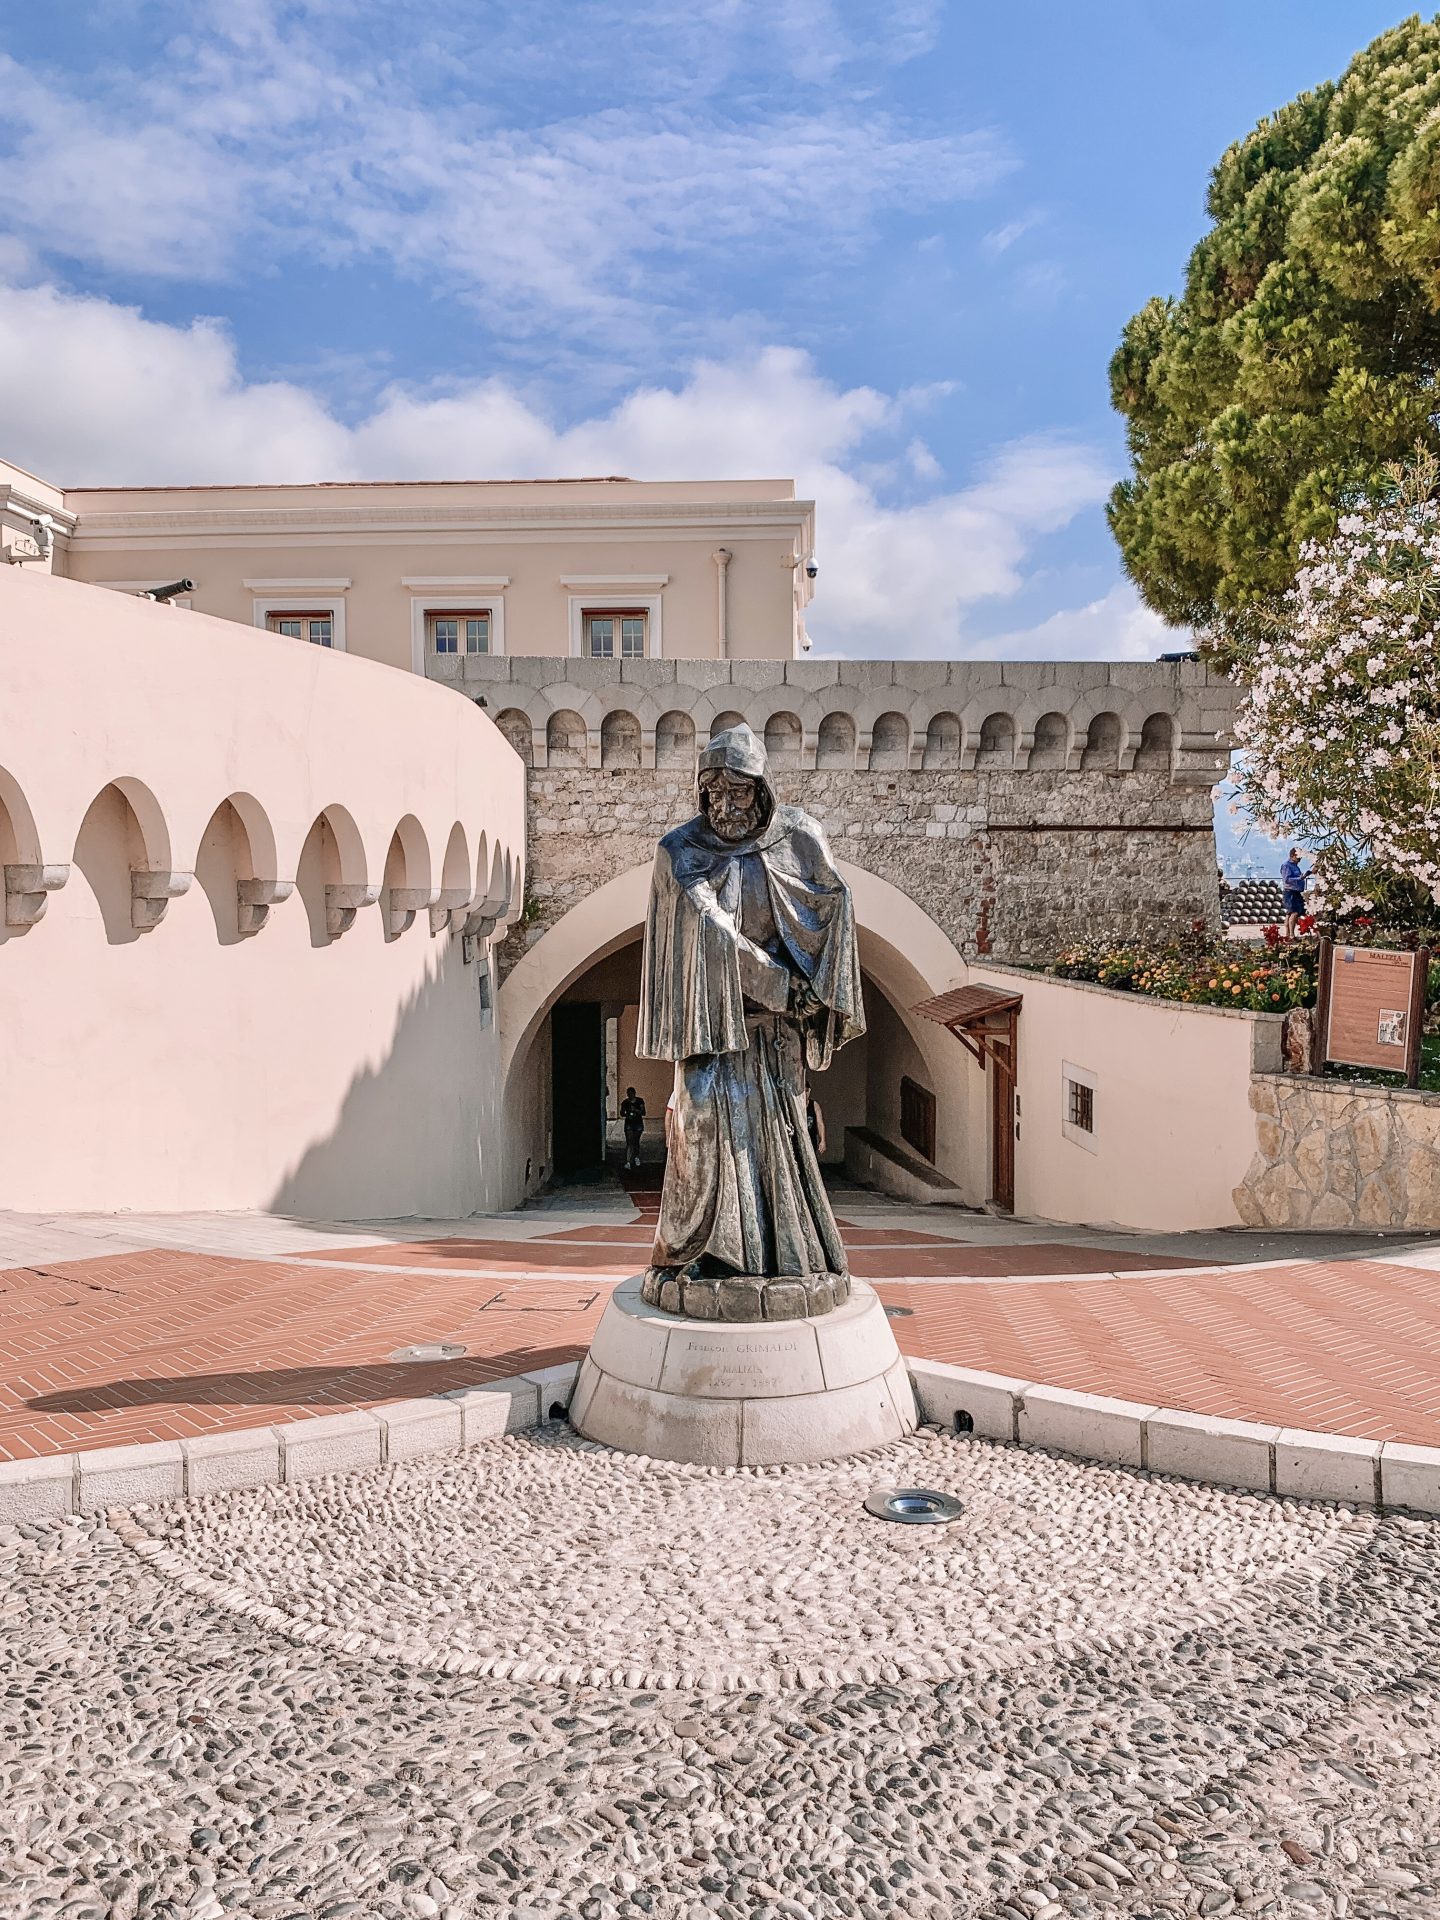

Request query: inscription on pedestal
[{"left": 659, "top": 1326, "right": 824, "bottom": 1400}]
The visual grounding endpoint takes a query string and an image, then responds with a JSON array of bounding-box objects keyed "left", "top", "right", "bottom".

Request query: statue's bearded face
[{"left": 702, "top": 771, "right": 764, "bottom": 843}]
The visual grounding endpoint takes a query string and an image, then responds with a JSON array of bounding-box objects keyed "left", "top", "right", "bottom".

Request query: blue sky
[{"left": 0, "top": 0, "right": 1409, "bottom": 687}]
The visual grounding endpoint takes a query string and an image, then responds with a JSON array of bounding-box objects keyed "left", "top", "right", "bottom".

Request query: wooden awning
[{"left": 911, "top": 983, "right": 1021, "bottom": 1070}]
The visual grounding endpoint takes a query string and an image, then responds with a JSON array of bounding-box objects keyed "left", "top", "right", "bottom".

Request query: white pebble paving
[{"left": 1, "top": 1427, "right": 1437, "bottom": 1920}]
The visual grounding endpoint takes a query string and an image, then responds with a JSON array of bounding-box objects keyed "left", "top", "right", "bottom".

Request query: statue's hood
[{"left": 696, "top": 723, "right": 776, "bottom": 824}]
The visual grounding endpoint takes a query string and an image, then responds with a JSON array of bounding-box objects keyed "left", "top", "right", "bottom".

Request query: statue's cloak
[
  {"left": 635, "top": 724, "right": 863, "bottom": 1283},
  {"left": 636, "top": 743, "right": 864, "bottom": 1071}
]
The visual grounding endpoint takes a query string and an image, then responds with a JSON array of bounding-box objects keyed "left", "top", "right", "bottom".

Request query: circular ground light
[
  {"left": 864, "top": 1485, "right": 964, "bottom": 1525},
  {"left": 388, "top": 1341, "right": 467, "bottom": 1363}
]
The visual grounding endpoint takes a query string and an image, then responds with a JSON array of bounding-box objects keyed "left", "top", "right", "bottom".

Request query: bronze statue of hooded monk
[{"left": 636, "top": 723, "right": 864, "bottom": 1321}]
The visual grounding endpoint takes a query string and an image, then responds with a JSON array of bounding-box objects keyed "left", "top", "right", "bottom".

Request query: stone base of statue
[
  {"left": 570, "top": 1273, "right": 917, "bottom": 1467},
  {"left": 639, "top": 1265, "right": 850, "bottom": 1320}
]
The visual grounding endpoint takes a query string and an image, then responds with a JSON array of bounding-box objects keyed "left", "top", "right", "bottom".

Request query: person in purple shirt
[{"left": 1281, "top": 848, "right": 1307, "bottom": 940}]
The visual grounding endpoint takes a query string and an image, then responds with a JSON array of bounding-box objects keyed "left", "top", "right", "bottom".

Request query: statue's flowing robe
[{"left": 637, "top": 800, "right": 864, "bottom": 1279}]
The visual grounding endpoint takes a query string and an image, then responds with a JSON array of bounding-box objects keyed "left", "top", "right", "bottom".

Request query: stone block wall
[
  {"left": 428, "top": 656, "right": 1237, "bottom": 977},
  {"left": 1236, "top": 1075, "right": 1440, "bottom": 1229}
]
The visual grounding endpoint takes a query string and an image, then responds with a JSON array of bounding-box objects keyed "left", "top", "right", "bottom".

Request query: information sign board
[{"left": 1315, "top": 939, "right": 1429, "bottom": 1085}]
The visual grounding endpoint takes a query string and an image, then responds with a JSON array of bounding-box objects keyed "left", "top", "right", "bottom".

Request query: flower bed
[{"left": 1052, "top": 935, "right": 1316, "bottom": 1012}]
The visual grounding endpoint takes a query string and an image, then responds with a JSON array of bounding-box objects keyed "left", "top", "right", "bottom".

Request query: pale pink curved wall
[{"left": 0, "top": 567, "right": 526, "bottom": 1216}]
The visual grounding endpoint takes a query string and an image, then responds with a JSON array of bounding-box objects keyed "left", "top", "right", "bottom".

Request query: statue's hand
[{"left": 790, "top": 977, "right": 824, "bottom": 1021}]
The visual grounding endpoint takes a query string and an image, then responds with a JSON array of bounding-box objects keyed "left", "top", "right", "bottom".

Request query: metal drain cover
[
  {"left": 388, "top": 1341, "right": 467, "bottom": 1363},
  {"left": 883, "top": 1304, "right": 913, "bottom": 1319},
  {"left": 864, "top": 1486, "right": 964, "bottom": 1525}
]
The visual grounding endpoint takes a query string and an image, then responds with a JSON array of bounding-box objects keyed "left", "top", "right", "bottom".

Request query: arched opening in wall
[
  {"left": 534, "top": 932, "right": 953, "bottom": 1192},
  {"left": 869, "top": 711, "right": 910, "bottom": 770},
  {"left": 0, "top": 764, "right": 42, "bottom": 947},
  {"left": 295, "top": 804, "right": 366, "bottom": 949},
  {"left": 601, "top": 709, "right": 641, "bottom": 768},
  {"left": 71, "top": 780, "right": 167, "bottom": 947},
  {"left": 976, "top": 712, "right": 1015, "bottom": 768},
  {"left": 506, "top": 854, "right": 970, "bottom": 1205},
  {"left": 816, "top": 711, "right": 855, "bottom": 769},
  {"left": 1081, "top": 711, "right": 1122, "bottom": 770},
  {"left": 922, "top": 713, "right": 960, "bottom": 770},
  {"left": 1029, "top": 711, "right": 1069, "bottom": 771},
  {"left": 655, "top": 710, "right": 695, "bottom": 769},
  {"left": 1134, "top": 712, "right": 1174, "bottom": 770},
  {"left": 710, "top": 710, "right": 744, "bottom": 739},
  {"left": 495, "top": 708, "right": 534, "bottom": 766},
  {"left": 194, "top": 795, "right": 267, "bottom": 946},
  {"left": 547, "top": 709, "right": 587, "bottom": 767},
  {"left": 764, "top": 711, "right": 802, "bottom": 770}
]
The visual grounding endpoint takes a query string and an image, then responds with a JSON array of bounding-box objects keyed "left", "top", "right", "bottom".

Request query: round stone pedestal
[{"left": 570, "top": 1274, "right": 917, "bottom": 1467}]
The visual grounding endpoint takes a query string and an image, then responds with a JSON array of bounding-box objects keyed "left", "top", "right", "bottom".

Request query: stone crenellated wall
[
  {"left": 427, "top": 654, "right": 1238, "bottom": 977},
  {"left": 1236, "top": 1074, "right": 1440, "bottom": 1229}
]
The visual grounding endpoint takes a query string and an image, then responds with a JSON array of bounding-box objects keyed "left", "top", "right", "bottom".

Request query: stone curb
[
  {"left": 0, "top": 1364, "right": 579, "bottom": 1522},
  {"left": 908, "top": 1359, "right": 1440, "bottom": 1516},
  {"left": 4, "top": 1353, "right": 1439, "bottom": 1521}
]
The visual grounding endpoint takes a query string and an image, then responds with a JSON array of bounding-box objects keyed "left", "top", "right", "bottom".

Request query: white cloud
[
  {"left": 974, "top": 583, "right": 1180, "bottom": 661},
  {"left": 0, "top": 12, "right": 1008, "bottom": 351},
  {"left": 0, "top": 279, "right": 1121, "bottom": 657},
  {"left": 981, "top": 211, "right": 1042, "bottom": 256}
]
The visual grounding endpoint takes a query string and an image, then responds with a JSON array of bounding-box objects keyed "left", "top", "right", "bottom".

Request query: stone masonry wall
[
  {"left": 1236, "top": 1074, "right": 1440, "bottom": 1229},
  {"left": 425, "top": 655, "right": 1237, "bottom": 979}
]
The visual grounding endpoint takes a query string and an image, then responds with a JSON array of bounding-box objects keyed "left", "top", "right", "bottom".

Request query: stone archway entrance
[{"left": 497, "top": 860, "right": 971, "bottom": 1208}]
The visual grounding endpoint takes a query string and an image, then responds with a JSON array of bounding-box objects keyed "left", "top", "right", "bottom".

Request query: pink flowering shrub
[{"left": 1231, "top": 453, "right": 1440, "bottom": 914}]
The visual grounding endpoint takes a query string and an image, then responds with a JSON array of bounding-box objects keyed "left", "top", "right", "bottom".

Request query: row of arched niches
[
  {"left": 489, "top": 703, "right": 1187, "bottom": 774},
  {"left": 0, "top": 768, "right": 514, "bottom": 947}
]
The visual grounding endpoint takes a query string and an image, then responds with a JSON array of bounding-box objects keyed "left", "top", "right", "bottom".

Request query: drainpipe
[{"left": 712, "top": 548, "right": 732, "bottom": 659}]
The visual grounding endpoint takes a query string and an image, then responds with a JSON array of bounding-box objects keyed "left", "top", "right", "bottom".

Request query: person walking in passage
[
  {"left": 1281, "top": 847, "right": 1308, "bottom": 941},
  {"left": 620, "top": 1086, "right": 646, "bottom": 1171}
]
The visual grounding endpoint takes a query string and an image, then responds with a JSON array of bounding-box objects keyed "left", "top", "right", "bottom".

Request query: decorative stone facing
[
  {"left": 435, "top": 656, "right": 1234, "bottom": 975},
  {"left": 1236, "top": 1072, "right": 1440, "bottom": 1228}
]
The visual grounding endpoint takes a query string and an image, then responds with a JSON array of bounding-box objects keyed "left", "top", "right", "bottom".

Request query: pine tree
[{"left": 1109, "top": 15, "right": 1440, "bottom": 662}]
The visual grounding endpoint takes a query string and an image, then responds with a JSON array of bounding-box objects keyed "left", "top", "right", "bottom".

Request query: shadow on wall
[{"left": 266, "top": 935, "right": 509, "bottom": 1220}]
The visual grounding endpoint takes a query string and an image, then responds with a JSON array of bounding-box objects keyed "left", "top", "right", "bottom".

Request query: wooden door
[{"left": 989, "top": 1029, "right": 1015, "bottom": 1213}]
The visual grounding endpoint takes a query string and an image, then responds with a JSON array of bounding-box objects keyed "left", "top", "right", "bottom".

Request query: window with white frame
[
  {"left": 266, "top": 610, "right": 333, "bottom": 648},
  {"left": 584, "top": 608, "right": 647, "bottom": 660},
  {"left": 1061, "top": 1060, "right": 1097, "bottom": 1152},
  {"left": 428, "top": 609, "right": 491, "bottom": 656}
]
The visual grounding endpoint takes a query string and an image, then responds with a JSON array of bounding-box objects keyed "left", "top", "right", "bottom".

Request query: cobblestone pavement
[{"left": 5, "top": 1425, "right": 1440, "bottom": 1920}]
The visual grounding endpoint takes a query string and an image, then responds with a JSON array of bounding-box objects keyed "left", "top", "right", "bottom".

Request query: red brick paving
[{"left": 4, "top": 1231, "right": 1440, "bottom": 1463}]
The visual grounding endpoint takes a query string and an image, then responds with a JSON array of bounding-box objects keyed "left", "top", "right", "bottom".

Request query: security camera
[{"left": 805, "top": 556, "right": 818, "bottom": 580}]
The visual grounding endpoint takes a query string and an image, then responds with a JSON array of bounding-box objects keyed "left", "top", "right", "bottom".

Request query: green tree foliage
[{"left": 1109, "top": 16, "right": 1440, "bottom": 658}]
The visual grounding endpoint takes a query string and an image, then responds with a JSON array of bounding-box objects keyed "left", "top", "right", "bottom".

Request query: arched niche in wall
[
  {"left": 710, "top": 709, "right": 744, "bottom": 740},
  {"left": 816, "top": 711, "right": 856, "bottom": 769},
  {"left": 600, "top": 709, "right": 642, "bottom": 769},
  {"left": 0, "top": 763, "right": 54, "bottom": 944},
  {"left": 921, "top": 713, "right": 960, "bottom": 770},
  {"left": 494, "top": 708, "right": 534, "bottom": 766},
  {"left": 976, "top": 712, "right": 1015, "bottom": 768},
  {"left": 295, "top": 803, "right": 370, "bottom": 947},
  {"left": 869, "top": 711, "right": 911, "bottom": 771},
  {"left": 654, "top": 709, "right": 696, "bottom": 769},
  {"left": 764, "top": 710, "right": 802, "bottom": 770},
  {"left": 382, "top": 812, "right": 433, "bottom": 939},
  {"left": 1081, "top": 711, "right": 1122, "bottom": 770},
  {"left": 195, "top": 791, "right": 283, "bottom": 945},
  {"left": 546, "top": 709, "right": 587, "bottom": 767},
  {"left": 71, "top": 778, "right": 174, "bottom": 947},
  {"left": 1134, "top": 712, "right": 1174, "bottom": 771},
  {"left": 1029, "top": 711, "right": 1069, "bottom": 771}
]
